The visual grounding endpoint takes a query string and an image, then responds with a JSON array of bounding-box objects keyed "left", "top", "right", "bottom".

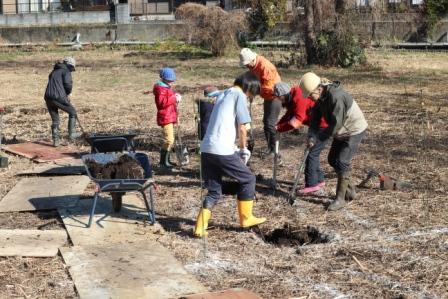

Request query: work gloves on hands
[
  {"left": 239, "top": 147, "right": 251, "bottom": 165},
  {"left": 175, "top": 93, "right": 182, "bottom": 104},
  {"left": 307, "top": 137, "right": 315, "bottom": 149}
]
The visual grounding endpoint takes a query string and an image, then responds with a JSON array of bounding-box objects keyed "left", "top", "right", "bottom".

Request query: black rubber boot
[
  {"left": 328, "top": 172, "right": 349, "bottom": 211},
  {"left": 68, "top": 117, "right": 81, "bottom": 141},
  {"left": 167, "top": 150, "right": 177, "bottom": 167},
  {"left": 159, "top": 149, "right": 174, "bottom": 169},
  {"left": 51, "top": 124, "right": 60, "bottom": 147}
]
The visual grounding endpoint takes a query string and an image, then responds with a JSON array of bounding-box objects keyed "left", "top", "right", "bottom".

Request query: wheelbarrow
[
  {"left": 86, "top": 133, "right": 138, "bottom": 153},
  {"left": 82, "top": 152, "right": 155, "bottom": 227},
  {"left": 81, "top": 135, "right": 156, "bottom": 227},
  {"left": 86, "top": 134, "right": 140, "bottom": 213}
]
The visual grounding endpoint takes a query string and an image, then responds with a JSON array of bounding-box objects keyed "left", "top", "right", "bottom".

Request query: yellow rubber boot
[
  {"left": 193, "top": 208, "right": 211, "bottom": 237},
  {"left": 237, "top": 200, "right": 266, "bottom": 228}
]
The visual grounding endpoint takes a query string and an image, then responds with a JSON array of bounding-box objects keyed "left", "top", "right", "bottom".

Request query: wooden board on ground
[
  {"left": 0, "top": 229, "right": 67, "bottom": 257},
  {"left": 58, "top": 194, "right": 157, "bottom": 246},
  {"left": 181, "top": 288, "right": 264, "bottom": 299},
  {"left": 60, "top": 243, "right": 206, "bottom": 299},
  {"left": 0, "top": 176, "right": 90, "bottom": 212},
  {"left": 3, "top": 141, "right": 81, "bottom": 163},
  {"left": 17, "top": 160, "right": 86, "bottom": 176}
]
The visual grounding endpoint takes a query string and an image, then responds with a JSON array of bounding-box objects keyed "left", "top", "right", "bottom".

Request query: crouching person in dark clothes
[
  {"left": 194, "top": 72, "right": 266, "bottom": 238},
  {"left": 44, "top": 57, "right": 80, "bottom": 146},
  {"left": 300, "top": 72, "right": 368, "bottom": 211}
]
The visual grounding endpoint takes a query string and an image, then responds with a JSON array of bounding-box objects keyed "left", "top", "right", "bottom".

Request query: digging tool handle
[
  {"left": 289, "top": 149, "right": 309, "bottom": 203},
  {"left": 75, "top": 115, "right": 87, "bottom": 135},
  {"left": 272, "top": 140, "right": 279, "bottom": 191},
  {"left": 176, "top": 100, "right": 187, "bottom": 148},
  {"left": 0, "top": 109, "right": 3, "bottom": 148},
  {"left": 248, "top": 99, "right": 255, "bottom": 151}
]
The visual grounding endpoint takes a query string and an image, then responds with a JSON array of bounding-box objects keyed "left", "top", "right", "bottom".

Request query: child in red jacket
[
  {"left": 274, "top": 82, "right": 329, "bottom": 194},
  {"left": 152, "top": 67, "right": 181, "bottom": 168}
]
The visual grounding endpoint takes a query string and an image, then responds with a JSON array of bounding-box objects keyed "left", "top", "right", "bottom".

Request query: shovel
[
  {"left": 0, "top": 107, "right": 8, "bottom": 168},
  {"left": 75, "top": 115, "right": 92, "bottom": 144},
  {"left": 271, "top": 140, "right": 280, "bottom": 193},
  {"left": 288, "top": 148, "right": 309, "bottom": 204},
  {"left": 248, "top": 98, "right": 255, "bottom": 152},
  {"left": 174, "top": 103, "right": 190, "bottom": 166}
]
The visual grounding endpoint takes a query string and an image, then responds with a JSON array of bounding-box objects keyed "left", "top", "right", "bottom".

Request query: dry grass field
[{"left": 0, "top": 46, "right": 447, "bottom": 298}]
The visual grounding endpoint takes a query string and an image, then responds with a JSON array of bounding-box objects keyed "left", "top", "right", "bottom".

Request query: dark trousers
[
  {"left": 305, "top": 133, "right": 329, "bottom": 187},
  {"left": 202, "top": 152, "right": 256, "bottom": 209},
  {"left": 45, "top": 99, "right": 77, "bottom": 128},
  {"left": 198, "top": 100, "right": 214, "bottom": 140},
  {"left": 135, "top": 152, "right": 153, "bottom": 179},
  {"left": 328, "top": 130, "right": 366, "bottom": 174},
  {"left": 263, "top": 99, "right": 282, "bottom": 152}
]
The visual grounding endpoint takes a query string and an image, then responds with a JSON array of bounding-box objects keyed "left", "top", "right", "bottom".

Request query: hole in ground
[{"left": 263, "top": 224, "right": 330, "bottom": 247}]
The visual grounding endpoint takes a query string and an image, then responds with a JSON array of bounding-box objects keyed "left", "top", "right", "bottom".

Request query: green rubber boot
[
  {"left": 328, "top": 172, "right": 349, "bottom": 211},
  {"left": 68, "top": 117, "right": 81, "bottom": 141},
  {"left": 51, "top": 124, "right": 60, "bottom": 147}
]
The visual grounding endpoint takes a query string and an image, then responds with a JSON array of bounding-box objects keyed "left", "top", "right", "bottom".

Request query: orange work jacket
[{"left": 249, "top": 55, "right": 281, "bottom": 100}]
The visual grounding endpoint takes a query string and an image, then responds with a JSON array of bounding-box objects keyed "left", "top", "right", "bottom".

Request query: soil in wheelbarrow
[{"left": 85, "top": 155, "right": 144, "bottom": 180}]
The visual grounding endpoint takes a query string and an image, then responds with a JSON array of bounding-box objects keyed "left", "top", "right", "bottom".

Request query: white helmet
[
  {"left": 299, "top": 72, "right": 321, "bottom": 97},
  {"left": 239, "top": 48, "right": 257, "bottom": 67},
  {"left": 63, "top": 57, "right": 76, "bottom": 69}
]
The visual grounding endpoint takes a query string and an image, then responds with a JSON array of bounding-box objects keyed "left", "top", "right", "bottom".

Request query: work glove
[
  {"left": 175, "top": 93, "right": 182, "bottom": 104},
  {"left": 307, "top": 137, "right": 315, "bottom": 149},
  {"left": 239, "top": 147, "right": 251, "bottom": 165}
]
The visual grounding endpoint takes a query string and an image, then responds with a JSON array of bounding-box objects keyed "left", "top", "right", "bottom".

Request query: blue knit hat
[{"left": 159, "top": 67, "right": 176, "bottom": 81}]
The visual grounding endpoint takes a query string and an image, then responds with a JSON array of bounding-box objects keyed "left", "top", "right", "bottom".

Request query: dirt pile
[{"left": 85, "top": 155, "right": 144, "bottom": 180}]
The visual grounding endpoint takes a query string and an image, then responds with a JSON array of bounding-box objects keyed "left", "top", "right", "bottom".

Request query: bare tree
[
  {"left": 314, "top": 0, "right": 323, "bottom": 32},
  {"left": 301, "top": 0, "right": 366, "bottom": 66},
  {"left": 304, "top": 0, "right": 318, "bottom": 64}
]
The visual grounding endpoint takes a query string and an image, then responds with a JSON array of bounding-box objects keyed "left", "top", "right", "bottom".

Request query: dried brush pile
[{"left": 175, "top": 3, "right": 247, "bottom": 56}]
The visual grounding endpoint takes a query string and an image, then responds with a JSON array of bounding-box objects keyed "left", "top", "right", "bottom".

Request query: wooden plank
[
  {"left": 182, "top": 288, "right": 264, "bottom": 299},
  {"left": 0, "top": 229, "right": 67, "bottom": 257},
  {"left": 0, "top": 176, "right": 90, "bottom": 212},
  {"left": 17, "top": 161, "right": 86, "bottom": 176},
  {"left": 58, "top": 194, "right": 156, "bottom": 246},
  {"left": 60, "top": 243, "right": 206, "bottom": 299},
  {"left": 59, "top": 193, "right": 206, "bottom": 298},
  {"left": 60, "top": 244, "right": 206, "bottom": 299},
  {"left": 3, "top": 141, "right": 80, "bottom": 163}
]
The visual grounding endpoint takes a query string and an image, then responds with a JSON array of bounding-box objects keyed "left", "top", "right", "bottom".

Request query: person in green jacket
[{"left": 300, "top": 72, "right": 368, "bottom": 211}]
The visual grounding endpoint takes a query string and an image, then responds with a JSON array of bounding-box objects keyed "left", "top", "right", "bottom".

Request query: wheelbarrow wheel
[{"left": 111, "top": 193, "right": 123, "bottom": 212}]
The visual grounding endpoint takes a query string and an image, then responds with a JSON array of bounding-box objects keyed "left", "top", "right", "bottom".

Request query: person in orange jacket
[{"left": 239, "top": 48, "right": 281, "bottom": 155}]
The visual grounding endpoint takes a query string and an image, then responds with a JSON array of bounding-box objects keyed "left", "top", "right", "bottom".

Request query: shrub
[
  {"left": 316, "top": 27, "right": 366, "bottom": 67},
  {"left": 175, "top": 3, "right": 247, "bottom": 57},
  {"left": 300, "top": 1, "right": 366, "bottom": 68},
  {"left": 424, "top": 0, "right": 448, "bottom": 37},
  {"left": 245, "top": 0, "right": 287, "bottom": 39}
]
